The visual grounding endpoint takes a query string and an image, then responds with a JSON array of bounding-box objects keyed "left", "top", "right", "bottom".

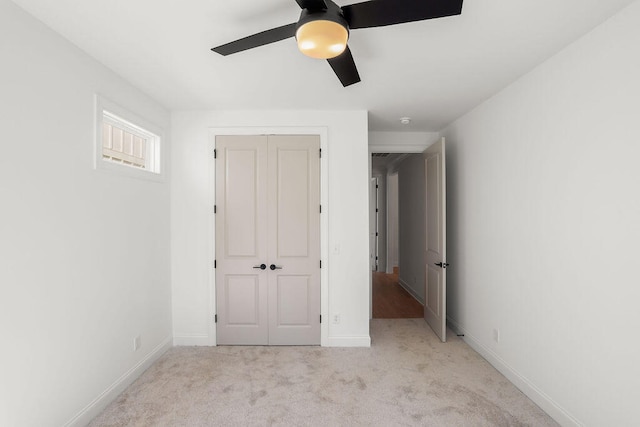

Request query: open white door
[{"left": 424, "top": 138, "right": 447, "bottom": 342}]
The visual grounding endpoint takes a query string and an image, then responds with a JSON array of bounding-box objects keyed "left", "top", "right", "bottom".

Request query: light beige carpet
[{"left": 89, "top": 319, "right": 558, "bottom": 426}]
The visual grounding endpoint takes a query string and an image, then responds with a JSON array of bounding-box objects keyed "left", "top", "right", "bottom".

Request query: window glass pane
[
  {"left": 133, "top": 136, "right": 145, "bottom": 159},
  {"left": 102, "top": 123, "right": 112, "bottom": 149},
  {"left": 123, "top": 131, "right": 134, "bottom": 156},
  {"left": 112, "top": 127, "right": 123, "bottom": 153},
  {"left": 99, "top": 108, "right": 160, "bottom": 174}
]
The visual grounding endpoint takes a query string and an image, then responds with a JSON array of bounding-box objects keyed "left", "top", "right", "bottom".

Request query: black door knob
[
  {"left": 270, "top": 264, "right": 283, "bottom": 270},
  {"left": 253, "top": 264, "right": 267, "bottom": 270}
]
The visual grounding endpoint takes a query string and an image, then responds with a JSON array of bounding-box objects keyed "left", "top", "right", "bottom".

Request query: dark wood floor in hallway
[{"left": 372, "top": 271, "right": 423, "bottom": 318}]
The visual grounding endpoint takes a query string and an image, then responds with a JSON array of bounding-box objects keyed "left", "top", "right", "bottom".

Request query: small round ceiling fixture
[{"left": 400, "top": 117, "right": 411, "bottom": 125}]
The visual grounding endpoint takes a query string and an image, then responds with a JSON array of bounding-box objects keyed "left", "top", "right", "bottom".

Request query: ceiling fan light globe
[{"left": 296, "top": 20, "right": 348, "bottom": 59}]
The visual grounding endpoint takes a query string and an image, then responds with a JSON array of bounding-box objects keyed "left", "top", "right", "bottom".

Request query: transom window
[
  {"left": 101, "top": 111, "right": 159, "bottom": 172},
  {"left": 95, "top": 95, "right": 163, "bottom": 179}
]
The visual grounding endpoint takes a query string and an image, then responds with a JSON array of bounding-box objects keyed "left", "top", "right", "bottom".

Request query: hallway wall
[{"left": 397, "top": 154, "right": 426, "bottom": 304}]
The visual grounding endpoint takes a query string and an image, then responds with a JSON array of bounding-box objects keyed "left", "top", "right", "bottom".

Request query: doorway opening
[
  {"left": 369, "top": 140, "right": 447, "bottom": 341},
  {"left": 370, "top": 152, "right": 425, "bottom": 319}
]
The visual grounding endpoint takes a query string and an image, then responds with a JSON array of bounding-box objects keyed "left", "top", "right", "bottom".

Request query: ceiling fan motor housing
[{"left": 296, "top": 1, "right": 349, "bottom": 31}]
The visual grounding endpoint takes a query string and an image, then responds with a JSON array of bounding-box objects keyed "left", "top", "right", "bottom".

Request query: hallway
[{"left": 372, "top": 271, "right": 423, "bottom": 318}]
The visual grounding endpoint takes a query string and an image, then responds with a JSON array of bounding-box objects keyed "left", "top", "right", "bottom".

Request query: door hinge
[
  {"left": 376, "top": 208, "right": 379, "bottom": 213},
  {"left": 214, "top": 149, "right": 217, "bottom": 159},
  {"left": 319, "top": 260, "right": 322, "bottom": 269},
  {"left": 320, "top": 315, "right": 322, "bottom": 323},
  {"left": 319, "top": 148, "right": 322, "bottom": 158},
  {"left": 319, "top": 205, "right": 322, "bottom": 213},
  {"left": 375, "top": 232, "right": 378, "bottom": 237},
  {"left": 214, "top": 314, "right": 218, "bottom": 323},
  {"left": 214, "top": 205, "right": 217, "bottom": 214},
  {"left": 376, "top": 184, "right": 379, "bottom": 189},
  {"left": 214, "top": 260, "right": 217, "bottom": 268}
]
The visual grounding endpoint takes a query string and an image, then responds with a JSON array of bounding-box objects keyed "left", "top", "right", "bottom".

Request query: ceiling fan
[{"left": 211, "top": 0, "right": 464, "bottom": 87}]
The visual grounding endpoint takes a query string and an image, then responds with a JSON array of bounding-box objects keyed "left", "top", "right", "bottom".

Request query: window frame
[{"left": 94, "top": 95, "right": 165, "bottom": 181}]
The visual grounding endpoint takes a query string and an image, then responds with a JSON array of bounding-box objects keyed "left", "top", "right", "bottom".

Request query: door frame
[{"left": 208, "top": 127, "right": 329, "bottom": 346}]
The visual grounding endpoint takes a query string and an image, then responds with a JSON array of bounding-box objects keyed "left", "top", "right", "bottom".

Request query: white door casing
[
  {"left": 215, "top": 135, "right": 321, "bottom": 345},
  {"left": 423, "top": 138, "right": 447, "bottom": 342}
]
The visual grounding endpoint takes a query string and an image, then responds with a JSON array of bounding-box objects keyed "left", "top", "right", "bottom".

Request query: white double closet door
[{"left": 215, "top": 135, "right": 321, "bottom": 345}]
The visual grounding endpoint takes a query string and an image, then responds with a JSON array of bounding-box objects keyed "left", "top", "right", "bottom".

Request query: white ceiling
[{"left": 11, "top": 0, "right": 634, "bottom": 131}]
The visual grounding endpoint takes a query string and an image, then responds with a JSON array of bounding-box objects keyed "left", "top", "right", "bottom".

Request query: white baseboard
[
  {"left": 173, "top": 334, "right": 210, "bottom": 346},
  {"left": 398, "top": 278, "right": 425, "bottom": 306},
  {"left": 324, "top": 335, "right": 371, "bottom": 347},
  {"left": 446, "top": 316, "right": 582, "bottom": 427},
  {"left": 64, "top": 335, "right": 172, "bottom": 427}
]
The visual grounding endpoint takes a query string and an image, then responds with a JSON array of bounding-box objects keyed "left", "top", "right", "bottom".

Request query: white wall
[
  {"left": 441, "top": 1, "right": 640, "bottom": 425},
  {"left": 0, "top": 2, "right": 172, "bottom": 426},
  {"left": 171, "top": 110, "right": 370, "bottom": 347},
  {"left": 397, "top": 155, "right": 426, "bottom": 303}
]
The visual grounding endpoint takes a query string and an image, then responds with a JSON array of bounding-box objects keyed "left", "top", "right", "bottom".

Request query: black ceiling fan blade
[
  {"left": 342, "top": 0, "right": 463, "bottom": 29},
  {"left": 295, "top": 0, "right": 328, "bottom": 10},
  {"left": 212, "top": 23, "right": 297, "bottom": 56},
  {"left": 327, "top": 46, "right": 361, "bottom": 87}
]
